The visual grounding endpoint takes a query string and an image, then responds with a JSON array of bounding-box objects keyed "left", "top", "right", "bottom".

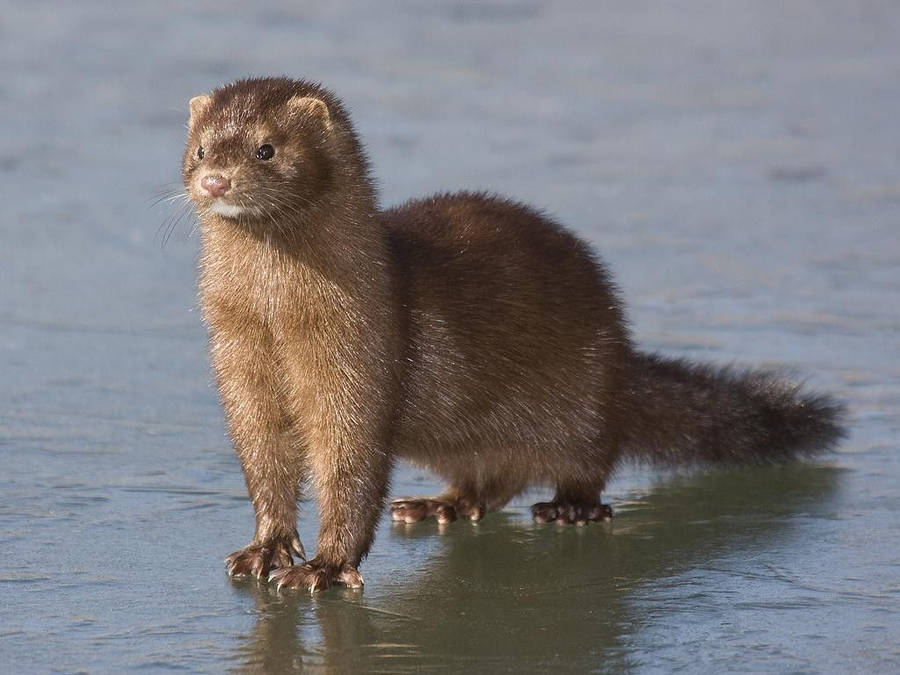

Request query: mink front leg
[
  {"left": 268, "top": 337, "right": 395, "bottom": 592},
  {"left": 268, "top": 423, "right": 392, "bottom": 592},
  {"left": 224, "top": 426, "right": 306, "bottom": 579},
  {"left": 209, "top": 318, "right": 307, "bottom": 579}
]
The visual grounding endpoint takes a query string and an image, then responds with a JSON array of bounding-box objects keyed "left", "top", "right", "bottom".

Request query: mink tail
[{"left": 619, "top": 351, "right": 845, "bottom": 467}]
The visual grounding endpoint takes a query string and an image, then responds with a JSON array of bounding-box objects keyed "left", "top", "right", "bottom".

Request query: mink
[{"left": 181, "top": 77, "right": 844, "bottom": 592}]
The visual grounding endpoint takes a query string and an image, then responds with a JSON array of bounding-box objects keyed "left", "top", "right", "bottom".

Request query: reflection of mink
[{"left": 182, "top": 77, "right": 844, "bottom": 592}]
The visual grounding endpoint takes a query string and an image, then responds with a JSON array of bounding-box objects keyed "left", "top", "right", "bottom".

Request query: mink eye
[
  {"left": 256, "top": 144, "right": 275, "bottom": 160},
  {"left": 196, "top": 146, "right": 204, "bottom": 160}
]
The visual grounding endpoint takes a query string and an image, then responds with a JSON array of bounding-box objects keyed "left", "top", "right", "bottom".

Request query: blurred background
[{"left": 1, "top": 1, "right": 898, "bottom": 672}]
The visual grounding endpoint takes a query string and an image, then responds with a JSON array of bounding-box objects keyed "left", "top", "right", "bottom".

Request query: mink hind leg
[
  {"left": 531, "top": 480, "right": 614, "bottom": 525},
  {"left": 531, "top": 442, "right": 620, "bottom": 525},
  {"left": 391, "top": 470, "right": 526, "bottom": 524},
  {"left": 531, "top": 418, "right": 622, "bottom": 525}
]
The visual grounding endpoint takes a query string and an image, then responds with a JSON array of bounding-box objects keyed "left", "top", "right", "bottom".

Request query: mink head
[{"left": 182, "top": 77, "right": 369, "bottom": 223}]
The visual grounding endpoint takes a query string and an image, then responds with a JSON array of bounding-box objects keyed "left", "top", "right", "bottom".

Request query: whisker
[{"left": 156, "top": 199, "right": 198, "bottom": 249}]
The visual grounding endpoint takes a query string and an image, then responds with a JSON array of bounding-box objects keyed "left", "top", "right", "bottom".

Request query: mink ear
[
  {"left": 287, "top": 95, "right": 332, "bottom": 129},
  {"left": 188, "top": 95, "right": 212, "bottom": 127}
]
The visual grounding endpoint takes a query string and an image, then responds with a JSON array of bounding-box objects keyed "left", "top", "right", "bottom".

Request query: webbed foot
[
  {"left": 225, "top": 534, "right": 305, "bottom": 579},
  {"left": 531, "top": 501, "right": 613, "bottom": 526},
  {"left": 390, "top": 496, "right": 485, "bottom": 524},
  {"left": 268, "top": 558, "right": 363, "bottom": 593}
]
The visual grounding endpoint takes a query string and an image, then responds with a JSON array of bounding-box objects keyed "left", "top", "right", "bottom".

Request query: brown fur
[{"left": 181, "top": 77, "right": 843, "bottom": 592}]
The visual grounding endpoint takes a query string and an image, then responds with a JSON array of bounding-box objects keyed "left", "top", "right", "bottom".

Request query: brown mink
[{"left": 181, "top": 77, "right": 843, "bottom": 592}]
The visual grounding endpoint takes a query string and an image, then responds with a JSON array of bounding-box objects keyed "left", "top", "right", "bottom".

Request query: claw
[
  {"left": 268, "top": 568, "right": 288, "bottom": 591},
  {"left": 337, "top": 566, "right": 364, "bottom": 588}
]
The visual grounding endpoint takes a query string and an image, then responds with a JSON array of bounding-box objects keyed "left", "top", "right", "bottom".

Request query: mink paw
[
  {"left": 390, "top": 497, "right": 484, "bottom": 524},
  {"left": 531, "top": 501, "right": 613, "bottom": 526},
  {"left": 225, "top": 535, "right": 305, "bottom": 579},
  {"left": 268, "top": 559, "right": 364, "bottom": 593}
]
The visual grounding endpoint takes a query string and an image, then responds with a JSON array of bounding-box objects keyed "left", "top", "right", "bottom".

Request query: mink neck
[{"left": 200, "top": 179, "right": 386, "bottom": 292}]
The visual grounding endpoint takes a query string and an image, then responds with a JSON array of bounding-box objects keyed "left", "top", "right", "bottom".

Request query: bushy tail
[{"left": 620, "top": 351, "right": 845, "bottom": 467}]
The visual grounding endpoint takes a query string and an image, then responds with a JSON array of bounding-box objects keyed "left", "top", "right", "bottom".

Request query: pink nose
[{"left": 200, "top": 174, "right": 231, "bottom": 198}]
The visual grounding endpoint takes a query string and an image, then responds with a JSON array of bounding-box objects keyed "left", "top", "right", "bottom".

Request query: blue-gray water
[{"left": 1, "top": 2, "right": 898, "bottom": 672}]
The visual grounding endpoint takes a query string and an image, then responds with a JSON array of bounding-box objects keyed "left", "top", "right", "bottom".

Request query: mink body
[{"left": 181, "top": 77, "right": 843, "bottom": 592}]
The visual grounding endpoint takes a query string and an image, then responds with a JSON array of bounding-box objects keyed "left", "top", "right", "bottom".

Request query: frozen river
[{"left": 1, "top": 2, "right": 898, "bottom": 672}]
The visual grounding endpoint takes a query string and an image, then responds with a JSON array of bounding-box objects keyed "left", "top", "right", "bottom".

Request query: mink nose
[{"left": 200, "top": 174, "right": 231, "bottom": 198}]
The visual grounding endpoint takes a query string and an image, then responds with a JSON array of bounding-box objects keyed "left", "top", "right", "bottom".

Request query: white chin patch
[{"left": 209, "top": 201, "right": 244, "bottom": 218}]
